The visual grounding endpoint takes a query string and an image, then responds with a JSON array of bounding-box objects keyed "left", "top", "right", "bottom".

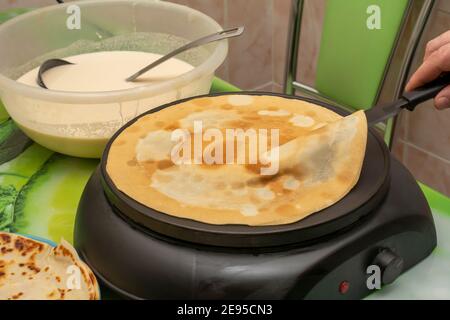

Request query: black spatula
[{"left": 366, "top": 73, "right": 450, "bottom": 125}]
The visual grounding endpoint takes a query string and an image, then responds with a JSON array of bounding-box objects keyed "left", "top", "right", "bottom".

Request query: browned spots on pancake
[
  {"left": 127, "top": 159, "right": 138, "bottom": 167},
  {"left": 192, "top": 174, "right": 204, "bottom": 182},
  {"left": 141, "top": 161, "right": 156, "bottom": 172},
  {"left": 0, "top": 271, "right": 5, "bottom": 278},
  {"left": 11, "top": 292, "right": 23, "bottom": 300},
  {"left": 126, "top": 125, "right": 141, "bottom": 133},
  {"left": 231, "top": 182, "right": 245, "bottom": 189},
  {"left": 337, "top": 173, "right": 351, "bottom": 184},
  {"left": 246, "top": 174, "right": 277, "bottom": 188},
  {"left": 58, "top": 246, "right": 72, "bottom": 258},
  {"left": 276, "top": 204, "right": 296, "bottom": 216},
  {"left": 155, "top": 121, "right": 165, "bottom": 128},
  {"left": 270, "top": 180, "right": 290, "bottom": 195},
  {"left": 199, "top": 163, "right": 226, "bottom": 170},
  {"left": 0, "top": 234, "right": 11, "bottom": 243},
  {"left": 244, "top": 162, "right": 277, "bottom": 177},
  {"left": 27, "top": 264, "right": 40, "bottom": 273},
  {"left": 157, "top": 160, "right": 174, "bottom": 170},
  {"left": 192, "top": 98, "right": 212, "bottom": 107},
  {"left": 245, "top": 163, "right": 263, "bottom": 176},
  {"left": 58, "top": 288, "right": 65, "bottom": 299},
  {"left": 282, "top": 165, "right": 307, "bottom": 181},
  {"left": 225, "top": 120, "right": 253, "bottom": 129},
  {"left": 14, "top": 239, "right": 25, "bottom": 251},
  {"left": 278, "top": 134, "right": 294, "bottom": 146},
  {"left": 2, "top": 247, "right": 13, "bottom": 254},
  {"left": 165, "top": 123, "right": 179, "bottom": 131},
  {"left": 215, "top": 182, "right": 226, "bottom": 190},
  {"left": 243, "top": 115, "right": 261, "bottom": 121}
]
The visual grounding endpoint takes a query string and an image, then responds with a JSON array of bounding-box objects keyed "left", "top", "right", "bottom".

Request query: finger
[
  {"left": 435, "top": 84, "right": 450, "bottom": 109},
  {"left": 424, "top": 30, "right": 450, "bottom": 60},
  {"left": 406, "top": 43, "right": 450, "bottom": 91}
]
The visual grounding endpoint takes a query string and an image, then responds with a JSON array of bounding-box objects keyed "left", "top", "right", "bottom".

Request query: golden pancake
[{"left": 106, "top": 95, "right": 367, "bottom": 226}]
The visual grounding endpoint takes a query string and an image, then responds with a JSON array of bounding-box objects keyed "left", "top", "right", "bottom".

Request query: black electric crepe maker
[{"left": 74, "top": 93, "right": 436, "bottom": 300}]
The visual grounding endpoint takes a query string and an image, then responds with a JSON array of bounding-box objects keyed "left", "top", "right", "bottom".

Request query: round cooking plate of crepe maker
[{"left": 99, "top": 93, "right": 391, "bottom": 248}]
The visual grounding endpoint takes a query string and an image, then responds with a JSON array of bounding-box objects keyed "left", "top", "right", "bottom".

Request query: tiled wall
[{"left": 1, "top": 0, "right": 450, "bottom": 196}]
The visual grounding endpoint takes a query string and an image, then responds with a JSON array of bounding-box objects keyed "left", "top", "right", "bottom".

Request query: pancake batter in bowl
[
  {"left": 14, "top": 50, "right": 194, "bottom": 158},
  {"left": 17, "top": 51, "right": 194, "bottom": 92}
]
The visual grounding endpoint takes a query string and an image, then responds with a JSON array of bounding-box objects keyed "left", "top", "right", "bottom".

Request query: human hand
[{"left": 406, "top": 30, "right": 450, "bottom": 109}]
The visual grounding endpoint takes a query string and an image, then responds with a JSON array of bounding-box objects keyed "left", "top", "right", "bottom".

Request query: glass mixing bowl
[{"left": 0, "top": 0, "right": 227, "bottom": 158}]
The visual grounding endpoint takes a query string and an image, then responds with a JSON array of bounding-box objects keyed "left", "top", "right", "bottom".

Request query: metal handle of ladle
[{"left": 126, "top": 26, "right": 245, "bottom": 82}]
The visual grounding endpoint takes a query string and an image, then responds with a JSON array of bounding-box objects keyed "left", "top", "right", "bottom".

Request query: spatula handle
[{"left": 402, "top": 73, "right": 450, "bottom": 111}]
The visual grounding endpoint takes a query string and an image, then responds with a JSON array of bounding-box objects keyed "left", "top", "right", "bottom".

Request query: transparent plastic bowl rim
[{"left": 0, "top": 0, "right": 228, "bottom": 104}]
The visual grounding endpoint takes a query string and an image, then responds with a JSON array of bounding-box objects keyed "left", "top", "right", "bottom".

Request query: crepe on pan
[
  {"left": 0, "top": 232, "right": 100, "bottom": 300},
  {"left": 106, "top": 95, "right": 367, "bottom": 226}
]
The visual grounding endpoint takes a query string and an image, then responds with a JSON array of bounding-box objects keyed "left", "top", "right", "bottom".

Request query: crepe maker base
[
  {"left": 75, "top": 158, "right": 436, "bottom": 299},
  {"left": 74, "top": 93, "right": 436, "bottom": 299}
]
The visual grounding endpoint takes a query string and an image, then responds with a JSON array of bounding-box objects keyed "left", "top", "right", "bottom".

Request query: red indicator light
[{"left": 339, "top": 281, "right": 350, "bottom": 294}]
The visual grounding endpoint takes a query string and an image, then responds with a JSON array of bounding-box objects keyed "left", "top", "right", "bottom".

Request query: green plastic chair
[{"left": 284, "top": 0, "right": 436, "bottom": 146}]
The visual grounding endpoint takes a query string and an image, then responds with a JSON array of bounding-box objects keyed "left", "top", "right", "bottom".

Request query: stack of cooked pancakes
[{"left": 0, "top": 232, "right": 99, "bottom": 300}]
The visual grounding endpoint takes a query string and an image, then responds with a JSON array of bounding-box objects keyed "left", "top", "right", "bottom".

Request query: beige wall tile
[
  {"left": 226, "top": 0, "right": 272, "bottom": 89},
  {"left": 272, "top": 82, "right": 283, "bottom": 93},
  {"left": 169, "top": 0, "right": 225, "bottom": 26},
  {"left": 252, "top": 81, "right": 273, "bottom": 92},
  {"left": 168, "top": 0, "right": 228, "bottom": 80},
  {"left": 391, "top": 139, "right": 406, "bottom": 163},
  {"left": 393, "top": 111, "right": 409, "bottom": 141},
  {"left": 250, "top": 81, "right": 291, "bottom": 94},
  {"left": 273, "top": 0, "right": 290, "bottom": 87},
  {"left": 295, "top": 0, "right": 325, "bottom": 87},
  {"left": 403, "top": 144, "right": 450, "bottom": 196},
  {"left": 438, "top": 0, "right": 450, "bottom": 13},
  {"left": 406, "top": 101, "right": 450, "bottom": 160}
]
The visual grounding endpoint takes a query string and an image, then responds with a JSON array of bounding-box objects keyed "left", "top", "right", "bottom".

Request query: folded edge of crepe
[{"left": 263, "top": 110, "right": 368, "bottom": 177}]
